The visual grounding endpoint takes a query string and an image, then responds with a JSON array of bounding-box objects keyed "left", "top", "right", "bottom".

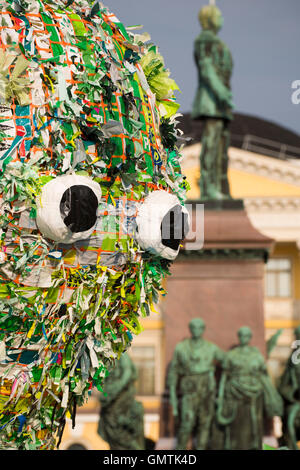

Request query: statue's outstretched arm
[
  {"left": 167, "top": 356, "right": 179, "bottom": 417},
  {"left": 216, "top": 355, "right": 236, "bottom": 429},
  {"left": 278, "top": 361, "right": 298, "bottom": 404},
  {"left": 216, "top": 371, "right": 235, "bottom": 426}
]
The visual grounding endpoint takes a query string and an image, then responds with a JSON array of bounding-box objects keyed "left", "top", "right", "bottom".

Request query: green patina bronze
[
  {"left": 215, "top": 327, "right": 283, "bottom": 450},
  {"left": 167, "top": 318, "right": 224, "bottom": 450},
  {"left": 192, "top": 4, "right": 233, "bottom": 200},
  {"left": 97, "top": 353, "right": 145, "bottom": 450},
  {"left": 278, "top": 326, "right": 300, "bottom": 450}
]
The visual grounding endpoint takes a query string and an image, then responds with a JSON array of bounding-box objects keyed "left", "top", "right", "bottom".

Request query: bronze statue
[
  {"left": 167, "top": 318, "right": 224, "bottom": 449},
  {"left": 216, "top": 327, "right": 283, "bottom": 449},
  {"left": 278, "top": 325, "right": 300, "bottom": 450},
  {"left": 192, "top": 4, "right": 233, "bottom": 200},
  {"left": 97, "top": 353, "right": 145, "bottom": 450}
]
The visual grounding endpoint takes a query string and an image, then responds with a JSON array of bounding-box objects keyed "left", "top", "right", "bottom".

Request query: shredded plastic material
[{"left": 0, "top": 0, "right": 189, "bottom": 449}]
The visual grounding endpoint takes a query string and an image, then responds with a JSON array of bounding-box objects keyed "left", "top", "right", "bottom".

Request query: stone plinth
[
  {"left": 164, "top": 257, "right": 267, "bottom": 365},
  {"left": 159, "top": 204, "right": 274, "bottom": 438}
]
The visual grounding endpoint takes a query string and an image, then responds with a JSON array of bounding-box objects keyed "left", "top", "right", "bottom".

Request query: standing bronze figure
[
  {"left": 168, "top": 318, "right": 224, "bottom": 449},
  {"left": 192, "top": 4, "right": 234, "bottom": 200},
  {"left": 98, "top": 353, "right": 145, "bottom": 450},
  {"left": 278, "top": 325, "right": 300, "bottom": 450},
  {"left": 216, "top": 327, "right": 283, "bottom": 449}
]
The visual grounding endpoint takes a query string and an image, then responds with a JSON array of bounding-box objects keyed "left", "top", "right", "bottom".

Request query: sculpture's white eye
[
  {"left": 136, "top": 190, "right": 190, "bottom": 260},
  {"left": 36, "top": 174, "right": 102, "bottom": 243}
]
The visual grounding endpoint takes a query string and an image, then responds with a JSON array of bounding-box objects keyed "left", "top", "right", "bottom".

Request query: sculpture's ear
[{"left": 135, "top": 190, "right": 190, "bottom": 260}]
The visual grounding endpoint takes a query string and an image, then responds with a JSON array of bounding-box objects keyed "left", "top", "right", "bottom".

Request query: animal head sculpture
[{"left": 0, "top": 0, "right": 189, "bottom": 449}]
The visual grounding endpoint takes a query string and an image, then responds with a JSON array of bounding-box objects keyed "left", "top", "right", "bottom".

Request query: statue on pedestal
[
  {"left": 278, "top": 326, "right": 300, "bottom": 450},
  {"left": 167, "top": 318, "right": 224, "bottom": 449},
  {"left": 192, "top": 4, "right": 234, "bottom": 200},
  {"left": 216, "top": 327, "right": 283, "bottom": 449},
  {"left": 97, "top": 353, "right": 145, "bottom": 450}
]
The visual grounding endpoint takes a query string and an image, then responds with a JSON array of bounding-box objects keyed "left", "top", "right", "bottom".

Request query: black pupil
[
  {"left": 60, "top": 185, "right": 98, "bottom": 233},
  {"left": 161, "top": 205, "right": 189, "bottom": 251}
]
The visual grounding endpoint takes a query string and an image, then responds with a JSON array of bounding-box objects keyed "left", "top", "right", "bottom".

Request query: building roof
[{"left": 178, "top": 113, "right": 300, "bottom": 160}]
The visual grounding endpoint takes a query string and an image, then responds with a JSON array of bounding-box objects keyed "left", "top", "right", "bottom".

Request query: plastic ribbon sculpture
[{"left": 0, "top": 0, "right": 189, "bottom": 449}]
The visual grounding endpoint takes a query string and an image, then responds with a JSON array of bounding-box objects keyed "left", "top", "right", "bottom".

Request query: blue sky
[{"left": 107, "top": 0, "right": 300, "bottom": 135}]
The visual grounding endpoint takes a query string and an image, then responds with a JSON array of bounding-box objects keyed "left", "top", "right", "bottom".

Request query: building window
[
  {"left": 265, "top": 258, "right": 292, "bottom": 298},
  {"left": 130, "top": 346, "right": 155, "bottom": 396}
]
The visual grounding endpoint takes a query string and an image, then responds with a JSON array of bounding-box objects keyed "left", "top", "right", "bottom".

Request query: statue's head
[
  {"left": 189, "top": 318, "right": 206, "bottom": 339},
  {"left": 198, "top": 5, "right": 224, "bottom": 34},
  {"left": 237, "top": 326, "right": 253, "bottom": 346}
]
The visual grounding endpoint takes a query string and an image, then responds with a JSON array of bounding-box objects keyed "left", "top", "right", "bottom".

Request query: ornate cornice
[
  {"left": 229, "top": 147, "right": 300, "bottom": 186},
  {"left": 182, "top": 144, "right": 300, "bottom": 187},
  {"left": 244, "top": 197, "right": 300, "bottom": 212}
]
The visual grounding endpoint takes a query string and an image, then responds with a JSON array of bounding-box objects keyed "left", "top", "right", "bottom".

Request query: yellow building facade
[{"left": 61, "top": 126, "right": 300, "bottom": 450}]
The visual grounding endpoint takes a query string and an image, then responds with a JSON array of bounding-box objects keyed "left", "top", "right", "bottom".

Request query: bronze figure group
[
  {"left": 97, "top": 322, "right": 300, "bottom": 450},
  {"left": 168, "top": 319, "right": 284, "bottom": 450}
]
